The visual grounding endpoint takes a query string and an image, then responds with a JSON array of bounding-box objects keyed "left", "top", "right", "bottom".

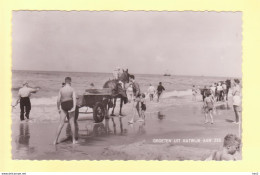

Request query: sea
[
  {"left": 12, "top": 70, "right": 232, "bottom": 105},
  {"left": 11, "top": 70, "right": 240, "bottom": 160}
]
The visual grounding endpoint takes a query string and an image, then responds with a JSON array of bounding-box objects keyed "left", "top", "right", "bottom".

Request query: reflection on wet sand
[
  {"left": 57, "top": 121, "right": 79, "bottom": 144},
  {"left": 15, "top": 123, "right": 35, "bottom": 156},
  {"left": 157, "top": 111, "right": 165, "bottom": 120}
]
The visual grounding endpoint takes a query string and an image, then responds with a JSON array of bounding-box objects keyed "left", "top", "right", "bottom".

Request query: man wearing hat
[{"left": 13, "top": 81, "right": 39, "bottom": 121}]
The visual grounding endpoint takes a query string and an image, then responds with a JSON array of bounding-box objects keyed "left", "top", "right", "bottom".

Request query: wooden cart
[{"left": 75, "top": 88, "right": 113, "bottom": 123}]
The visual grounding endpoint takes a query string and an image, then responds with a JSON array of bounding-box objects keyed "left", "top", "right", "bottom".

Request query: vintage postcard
[{"left": 11, "top": 11, "right": 242, "bottom": 161}]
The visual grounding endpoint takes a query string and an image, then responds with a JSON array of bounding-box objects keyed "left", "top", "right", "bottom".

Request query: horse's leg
[
  {"left": 111, "top": 116, "right": 116, "bottom": 134},
  {"left": 111, "top": 98, "right": 117, "bottom": 116},
  {"left": 119, "top": 98, "right": 124, "bottom": 116}
]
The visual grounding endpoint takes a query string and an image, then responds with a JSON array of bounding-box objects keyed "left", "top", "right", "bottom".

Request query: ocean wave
[
  {"left": 12, "top": 89, "right": 193, "bottom": 106},
  {"left": 161, "top": 89, "right": 192, "bottom": 98},
  {"left": 12, "top": 96, "right": 58, "bottom": 106}
]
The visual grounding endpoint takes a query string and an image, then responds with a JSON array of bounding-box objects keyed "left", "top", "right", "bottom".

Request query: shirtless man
[{"left": 54, "top": 77, "right": 77, "bottom": 145}]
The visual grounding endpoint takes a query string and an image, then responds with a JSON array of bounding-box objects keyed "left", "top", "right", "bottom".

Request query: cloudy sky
[{"left": 12, "top": 11, "right": 242, "bottom": 77}]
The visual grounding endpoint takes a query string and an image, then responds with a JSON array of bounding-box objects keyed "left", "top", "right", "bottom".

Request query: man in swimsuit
[
  {"left": 12, "top": 81, "right": 39, "bottom": 121},
  {"left": 54, "top": 77, "right": 77, "bottom": 144}
]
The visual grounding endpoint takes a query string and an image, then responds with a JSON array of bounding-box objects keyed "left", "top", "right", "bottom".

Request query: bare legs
[
  {"left": 233, "top": 105, "right": 240, "bottom": 123},
  {"left": 204, "top": 110, "right": 214, "bottom": 124},
  {"left": 129, "top": 100, "right": 140, "bottom": 124},
  {"left": 54, "top": 110, "right": 77, "bottom": 145}
]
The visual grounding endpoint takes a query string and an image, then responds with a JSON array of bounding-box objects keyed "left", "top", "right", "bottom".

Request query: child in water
[
  {"left": 206, "top": 134, "right": 241, "bottom": 161},
  {"left": 203, "top": 90, "right": 215, "bottom": 124}
]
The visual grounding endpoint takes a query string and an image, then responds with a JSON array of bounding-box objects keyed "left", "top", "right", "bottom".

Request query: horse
[{"left": 103, "top": 69, "right": 130, "bottom": 116}]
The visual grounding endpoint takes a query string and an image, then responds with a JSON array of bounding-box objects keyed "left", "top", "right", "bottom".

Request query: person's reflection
[
  {"left": 157, "top": 111, "right": 165, "bottom": 120},
  {"left": 105, "top": 118, "right": 117, "bottom": 135},
  {"left": 16, "top": 123, "right": 34, "bottom": 155},
  {"left": 137, "top": 122, "right": 146, "bottom": 135},
  {"left": 119, "top": 117, "right": 123, "bottom": 134},
  {"left": 18, "top": 123, "right": 30, "bottom": 146}
]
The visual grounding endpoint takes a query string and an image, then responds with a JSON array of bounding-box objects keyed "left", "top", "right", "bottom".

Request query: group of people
[
  {"left": 192, "top": 80, "right": 232, "bottom": 102},
  {"left": 12, "top": 77, "right": 78, "bottom": 145},
  {"left": 13, "top": 72, "right": 241, "bottom": 147},
  {"left": 112, "top": 67, "right": 166, "bottom": 124},
  {"left": 126, "top": 82, "right": 165, "bottom": 103},
  {"left": 192, "top": 79, "right": 241, "bottom": 125}
]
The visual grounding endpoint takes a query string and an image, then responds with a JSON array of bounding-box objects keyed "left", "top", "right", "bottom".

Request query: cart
[{"left": 75, "top": 88, "right": 113, "bottom": 123}]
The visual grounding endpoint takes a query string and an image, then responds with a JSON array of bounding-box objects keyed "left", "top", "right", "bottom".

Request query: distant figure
[
  {"left": 90, "top": 83, "right": 95, "bottom": 89},
  {"left": 140, "top": 93, "right": 147, "bottom": 121},
  {"left": 147, "top": 84, "right": 156, "bottom": 101},
  {"left": 222, "top": 82, "right": 227, "bottom": 102},
  {"left": 62, "top": 82, "right": 65, "bottom": 87},
  {"left": 12, "top": 81, "right": 40, "bottom": 121},
  {"left": 210, "top": 83, "right": 216, "bottom": 98},
  {"left": 200, "top": 86, "right": 207, "bottom": 102},
  {"left": 128, "top": 75, "right": 141, "bottom": 124},
  {"left": 192, "top": 85, "right": 198, "bottom": 101},
  {"left": 232, "top": 79, "right": 241, "bottom": 124},
  {"left": 206, "top": 134, "right": 241, "bottom": 161},
  {"left": 225, "top": 79, "right": 231, "bottom": 100},
  {"left": 203, "top": 90, "right": 215, "bottom": 124},
  {"left": 126, "top": 83, "right": 134, "bottom": 103},
  {"left": 113, "top": 66, "right": 121, "bottom": 80},
  {"left": 54, "top": 77, "right": 77, "bottom": 145},
  {"left": 216, "top": 82, "right": 223, "bottom": 102},
  {"left": 157, "top": 82, "right": 165, "bottom": 102}
]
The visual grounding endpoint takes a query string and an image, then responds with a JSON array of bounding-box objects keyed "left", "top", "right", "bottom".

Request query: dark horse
[{"left": 103, "top": 69, "right": 130, "bottom": 116}]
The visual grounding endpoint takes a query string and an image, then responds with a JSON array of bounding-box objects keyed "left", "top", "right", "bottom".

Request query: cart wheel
[
  {"left": 93, "top": 102, "right": 105, "bottom": 123},
  {"left": 74, "top": 106, "right": 79, "bottom": 121}
]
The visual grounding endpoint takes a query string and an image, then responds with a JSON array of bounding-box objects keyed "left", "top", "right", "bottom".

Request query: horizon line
[{"left": 11, "top": 69, "right": 241, "bottom": 79}]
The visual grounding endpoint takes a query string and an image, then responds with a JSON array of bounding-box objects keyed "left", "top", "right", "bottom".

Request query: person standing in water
[
  {"left": 157, "top": 82, "right": 165, "bottom": 102},
  {"left": 232, "top": 79, "right": 241, "bottom": 124},
  {"left": 128, "top": 75, "right": 141, "bottom": 124},
  {"left": 12, "top": 81, "right": 40, "bottom": 121},
  {"left": 192, "top": 85, "right": 198, "bottom": 101},
  {"left": 147, "top": 84, "right": 156, "bottom": 101},
  {"left": 203, "top": 90, "right": 215, "bottom": 124},
  {"left": 54, "top": 77, "right": 77, "bottom": 144}
]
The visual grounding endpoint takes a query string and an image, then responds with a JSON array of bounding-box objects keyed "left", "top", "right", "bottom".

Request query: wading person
[
  {"left": 232, "top": 79, "right": 241, "bottom": 124},
  {"left": 54, "top": 77, "right": 77, "bottom": 144},
  {"left": 222, "top": 82, "right": 227, "bottom": 102},
  {"left": 203, "top": 90, "right": 215, "bottom": 124},
  {"left": 225, "top": 79, "right": 231, "bottom": 100},
  {"left": 192, "top": 85, "right": 198, "bottom": 101},
  {"left": 12, "top": 81, "right": 39, "bottom": 121},
  {"left": 127, "top": 83, "right": 134, "bottom": 103},
  {"left": 147, "top": 84, "right": 156, "bottom": 101},
  {"left": 157, "top": 82, "right": 165, "bottom": 102},
  {"left": 216, "top": 82, "right": 223, "bottom": 102},
  {"left": 128, "top": 75, "right": 141, "bottom": 124}
]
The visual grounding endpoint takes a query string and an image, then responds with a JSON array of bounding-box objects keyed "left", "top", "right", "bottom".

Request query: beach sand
[{"left": 11, "top": 95, "right": 241, "bottom": 160}]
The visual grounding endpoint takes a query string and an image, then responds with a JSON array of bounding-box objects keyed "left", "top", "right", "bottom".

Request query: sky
[{"left": 12, "top": 11, "right": 242, "bottom": 77}]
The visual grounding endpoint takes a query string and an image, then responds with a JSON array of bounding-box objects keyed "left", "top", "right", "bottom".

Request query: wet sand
[{"left": 11, "top": 96, "right": 241, "bottom": 160}]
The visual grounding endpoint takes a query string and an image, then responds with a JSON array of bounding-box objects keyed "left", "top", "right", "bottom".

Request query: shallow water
[{"left": 12, "top": 99, "right": 240, "bottom": 160}]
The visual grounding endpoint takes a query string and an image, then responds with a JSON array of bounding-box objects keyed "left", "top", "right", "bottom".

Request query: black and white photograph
[{"left": 11, "top": 11, "right": 242, "bottom": 160}]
